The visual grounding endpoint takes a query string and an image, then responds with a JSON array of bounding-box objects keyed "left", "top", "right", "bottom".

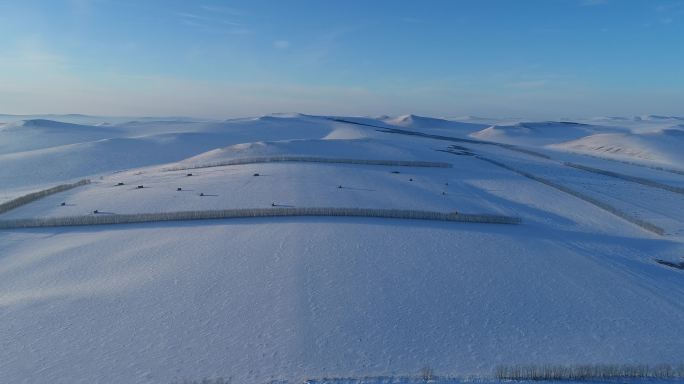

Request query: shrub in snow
[
  {"left": 494, "top": 363, "right": 684, "bottom": 380},
  {"left": 420, "top": 366, "right": 434, "bottom": 381},
  {"left": 0, "top": 179, "right": 90, "bottom": 215},
  {"left": 172, "top": 379, "right": 230, "bottom": 384}
]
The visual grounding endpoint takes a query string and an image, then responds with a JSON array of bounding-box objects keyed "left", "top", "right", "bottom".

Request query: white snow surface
[
  {"left": 385, "top": 114, "right": 487, "bottom": 135},
  {"left": 549, "top": 127, "right": 684, "bottom": 167},
  {"left": 470, "top": 121, "right": 626, "bottom": 145},
  {"left": 1, "top": 113, "right": 684, "bottom": 384},
  {"left": 468, "top": 119, "right": 684, "bottom": 170}
]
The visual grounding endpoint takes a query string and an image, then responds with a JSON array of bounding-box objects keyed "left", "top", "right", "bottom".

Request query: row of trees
[
  {"left": 566, "top": 162, "right": 684, "bottom": 195},
  {"left": 0, "top": 179, "right": 90, "bottom": 215},
  {"left": 164, "top": 156, "right": 453, "bottom": 172},
  {"left": 495, "top": 363, "right": 684, "bottom": 380},
  {"left": 0, "top": 207, "right": 521, "bottom": 229},
  {"left": 478, "top": 156, "right": 666, "bottom": 235}
]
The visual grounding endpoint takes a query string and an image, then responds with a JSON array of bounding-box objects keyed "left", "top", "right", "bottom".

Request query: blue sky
[{"left": 1, "top": 0, "right": 683, "bottom": 118}]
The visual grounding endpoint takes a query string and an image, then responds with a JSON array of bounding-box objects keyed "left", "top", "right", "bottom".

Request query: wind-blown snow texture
[{"left": 1, "top": 113, "right": 683, "bottom": 384}]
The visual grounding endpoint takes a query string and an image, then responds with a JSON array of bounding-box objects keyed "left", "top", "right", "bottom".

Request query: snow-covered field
[{"left": 1, "top": 113, "right": 683, "bottom": 384}]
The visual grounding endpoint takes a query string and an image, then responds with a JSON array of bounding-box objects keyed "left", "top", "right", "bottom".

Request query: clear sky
[{"left": 1, "top": 0, "right": 683, "bottom": 118}]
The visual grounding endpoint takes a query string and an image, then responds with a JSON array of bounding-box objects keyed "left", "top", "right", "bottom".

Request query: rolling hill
[{"left": 0, "top": 113, "right": 683, "bottom": 384}]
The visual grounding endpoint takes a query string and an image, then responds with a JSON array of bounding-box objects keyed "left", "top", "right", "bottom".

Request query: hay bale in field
[{"left": 655, "top": 259, "right": 684, "bottom": 270}]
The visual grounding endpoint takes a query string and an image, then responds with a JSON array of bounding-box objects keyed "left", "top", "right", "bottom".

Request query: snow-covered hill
[
  {"left": 0, "top": 115, "right": 343, "bottom": 191},
  {"left": 470, "top": 121, "right": 626, "bottom": 145},
  {"left": 467, "top": 119, "right": 684, "bottom": 171},
  {"left": 0, "top": 119, "right": 124, "bottom": 155},
  {"left": 1, "top": 113, "right": 683, "bottom": 384},
  {"left": 550, "top": 127, "right": 684, "bottom": 167},
  {"left": 384, "top": 114, "right": 488, "bottom": 137}
]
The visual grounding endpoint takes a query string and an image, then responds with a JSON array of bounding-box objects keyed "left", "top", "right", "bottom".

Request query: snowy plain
[{"left": 0, "top": 113, "right": 683, "bottom": 384}]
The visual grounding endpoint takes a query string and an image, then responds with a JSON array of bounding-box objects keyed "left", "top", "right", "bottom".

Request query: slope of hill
[
  {"left": 550, "top": 127, "right": 684, "bottom": 168},
  {"left": 468, "top": 119, "right": 684, "bottom": 171},
  {"left": 0, "top": 113, "right": 683, "bottom": 384},
  {"left": 470, "top": 121, "right": 625, "bottom": 146},
  {"left": 385, "top": 114, "right": 488, "bottom": 136},
  {"left": 0, "top": 119, "right": 124, "bottom": 155},
  {"left": 0, "top": 115, "right": 344, "bottom": 190}
]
